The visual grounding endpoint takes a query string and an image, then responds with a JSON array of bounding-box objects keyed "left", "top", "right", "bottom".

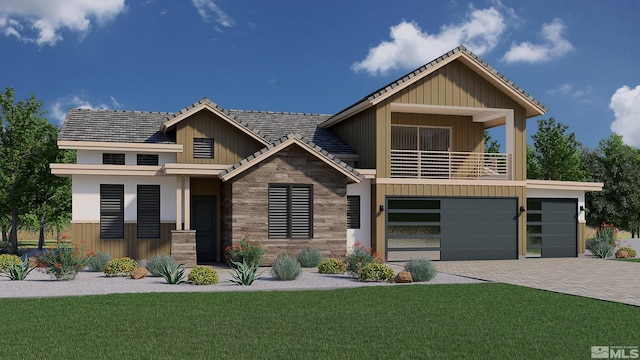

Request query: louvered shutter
[
  {"left": 290, "top": 186, "right": 312, "bottom": 238},
  {"left": 137, "top": 154, "right": 159, "bottom": 165},
  {"left": 347, "top": 195, "right": 360, "bottom": 229},
  {"left": 193, "top": 138, "right": 214, "bottom": 159},
  {"left": 103, "top": 153, "right": 125, "bottom": 165},
  {"left": 100, "top": 184, "right": 124, "bottom": 239},
  {"left": 268, "top": 185, "right": 289, "bottom": 239},
  {"left": 137, "top": 185, "right": 160, "bottom": 238}
]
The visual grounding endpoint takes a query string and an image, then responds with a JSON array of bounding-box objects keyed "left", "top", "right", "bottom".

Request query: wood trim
[
  {"left": 526, "top": 180, "right": 604, "bottom": 192},
  {"left": 374, "top": 178, "right": 526, "bottom": 187},
  {"left": 355, "top": 169, "right": 376, "bottom": 179},
  {"left": 57, "top": 141, "right": 183, "bottom": 153},
  {"left": 162, "top": 163, "right": 229, "bottom": 176},
  {"left": 50, "top": 163, "right": 163, "bottom": 176}
]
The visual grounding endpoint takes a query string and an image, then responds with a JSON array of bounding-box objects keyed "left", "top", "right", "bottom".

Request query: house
[{"left": 51, "top": 46, "right": 603, "bottom": 266}]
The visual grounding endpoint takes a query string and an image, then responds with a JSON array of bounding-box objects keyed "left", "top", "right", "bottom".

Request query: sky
[{"left": 0, "top": 0, "right": 638, "bottom": 149}]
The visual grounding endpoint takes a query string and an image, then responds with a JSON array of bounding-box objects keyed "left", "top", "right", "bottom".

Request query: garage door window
[{"left": 386, "top": 198, "right": 441, "bottom": 261}]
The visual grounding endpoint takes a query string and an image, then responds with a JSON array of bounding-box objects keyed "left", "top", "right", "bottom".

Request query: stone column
[{"left": 171, "top": 230, "right": 196, "bottom": 267}]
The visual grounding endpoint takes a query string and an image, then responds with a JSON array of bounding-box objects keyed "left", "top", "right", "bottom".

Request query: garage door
[
  {"left": 526, "top": 199, "right": 577, "bottom": 258},
  {"left": 386, "top": 197, "right": 518, "bottom": 261}
]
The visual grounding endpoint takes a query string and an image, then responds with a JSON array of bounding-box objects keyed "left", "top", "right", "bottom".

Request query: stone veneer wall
[{"left": 225, "top": 145, "right": 349, "bottom": 264}]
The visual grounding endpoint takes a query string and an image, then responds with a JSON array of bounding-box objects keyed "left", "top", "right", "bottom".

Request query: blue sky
[{"left": 0, "top": 0, "right": 638, "bottom": 149}]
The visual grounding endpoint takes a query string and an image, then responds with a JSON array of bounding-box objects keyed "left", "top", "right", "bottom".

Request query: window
[
  {"left": 137, "top": 154, "right": 159, "bottom": 166},
  {"left": 193, "top": 138, "right": 214, "bottom": 159},
  {"left": 137, "top": 185, "right": 160, "bottom": 238},
  {"left": 103, "top": 153, "right": 125, "bottom": 165},
  {"left": 100, "top": 184, "right": 124, "bottom": 239},
  {"left": 347, "top": 195, "right": 360, "bottom": 229},
  {"left": 268, "top": 184, "right": 313, "bottom": 239}
]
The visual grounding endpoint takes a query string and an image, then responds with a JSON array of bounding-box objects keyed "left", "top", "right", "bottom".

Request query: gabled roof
[
  {"left": 59, "top": 109, "right": 175, "bottom": 144},
  {"left": 219, "top": 133, "right": 363, "bottom": 183},
  {"left": 320, "top": 46, "right": 547, "bottom": 128}
]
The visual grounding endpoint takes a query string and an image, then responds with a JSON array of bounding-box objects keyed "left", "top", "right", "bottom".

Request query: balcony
[{"left": 390, "top": 150, "right": 512, "bottom": 180}]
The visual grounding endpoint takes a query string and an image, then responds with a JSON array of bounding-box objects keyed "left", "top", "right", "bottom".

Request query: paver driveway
[{"left": 436, "top": 257, "right": 640, "bottom": 306}]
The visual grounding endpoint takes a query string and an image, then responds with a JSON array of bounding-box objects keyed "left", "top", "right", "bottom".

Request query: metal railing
[{"left": 390, "top": 150, "right": 511, "bottom": 180}]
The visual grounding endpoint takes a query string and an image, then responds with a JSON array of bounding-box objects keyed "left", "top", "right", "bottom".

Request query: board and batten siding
[
  {"left": 70, "top": 222, "right": 174, "bottom": 259},
  {"left": 331, "top": 107, "right": 377, "bottom": 169},
  {"left": 371, "top": 183, "right": 527, "bottom": 259},
  {"left": 175, "top": 110, "right": 264, "bottom": 165}
]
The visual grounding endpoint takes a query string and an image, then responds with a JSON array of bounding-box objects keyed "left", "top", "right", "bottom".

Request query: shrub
[
  {"left": 0, "top": 241, "right": 19, "bottom": 255},
  {"left": 317, "top": 258, "right": 346, "bottom": 274},
  {"left": 591, "top": 241, "right": 614, "bottom": 259},
  {"left": 358, "top": 263, "right": 395, "bottom": 282},
  {"left": 104, "top": 257, "right": 139, "bottom": 277},
  {"left": 86, "top": 251, "right": 112, "bottom": 272},
  {"left": 188, "top": 266, "right": 219, "bottom": 285},
  {"left": 225, "top": 234, "right": 265, "bottom": 268},
  {"left": 0, "top": 255, "right": 35, "bottom": 281},
  {"left": 404, "top": 257, "right": 437, "bottom": 282},
  {"left": 344, "top": 243, "right": 382, "bottom": 276},
  {"left": 147, "top": 254, "right": 175, "bottom": 277},
  {"left": 296, "top": 247, "right": 322, "bottom": 268},
  {"left": 158, "top": 262, "right": 186, "bottom": 284},
  {"left": 228, "top": 259, "right": 263, "bottom": 285},
  {"left": 37, "top": 244, "right": 87, "bottom": 280},
  {"left": 0, "top": 254, "right": 22, "bottom": 272},
  {"left": 616, "top": 246, "right": 637, "bottom": 258},
  {"left": 271, "top": 254, "right": 301, "bottom": 281}
]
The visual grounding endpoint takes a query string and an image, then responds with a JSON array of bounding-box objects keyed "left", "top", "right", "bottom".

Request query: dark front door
[{"left": 191, "top": 195, "right": 216, "bottom": 263}]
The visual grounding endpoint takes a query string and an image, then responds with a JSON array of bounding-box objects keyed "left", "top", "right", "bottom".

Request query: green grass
[
  {"left": 0, "top": 284, "right": 638, "bottom": 359},
  {"left": 613, "top": 258, "right": 640, "bottom": 262},
  {"left": 16, "top": 239, "right": 59, "bottom": 248}
]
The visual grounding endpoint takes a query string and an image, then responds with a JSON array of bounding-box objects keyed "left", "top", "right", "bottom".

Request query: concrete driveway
[{"left": 436, "top": 257, "right": 640, "bottom": 306}]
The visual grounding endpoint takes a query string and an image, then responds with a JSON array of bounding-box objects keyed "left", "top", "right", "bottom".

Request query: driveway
[{"left": 436, "top": 257, "right": 640, "bottom": 306}]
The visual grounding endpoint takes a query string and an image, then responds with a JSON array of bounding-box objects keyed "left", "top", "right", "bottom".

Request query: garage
[
  {"left": 526, "top": 198, "right": 577, "bottom": 258},
  {"left": 386, "top": 197, "right": 518, "bottom": 261}
]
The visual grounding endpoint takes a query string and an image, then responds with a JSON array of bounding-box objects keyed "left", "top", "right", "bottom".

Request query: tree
[
  {"left": 484, "top": 131, "right": 501, "bottom": 153},
  {"left": 0, "top": 87, "right": 60, "bottom": 248},
  {"left": 583, "top": 134, "right": 640, "bottom": 236},
  {"left": 527, "top": 118, "right": 586, "bottom": 181}
]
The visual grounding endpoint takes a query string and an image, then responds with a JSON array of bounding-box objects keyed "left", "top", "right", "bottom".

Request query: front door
[{"left": 191, "top": 195, "right": 216, "bottom": 263}]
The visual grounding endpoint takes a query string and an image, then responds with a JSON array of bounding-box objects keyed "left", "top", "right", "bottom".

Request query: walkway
[{"left": 436, "top": 257, "right": 640, "bottom": 306}]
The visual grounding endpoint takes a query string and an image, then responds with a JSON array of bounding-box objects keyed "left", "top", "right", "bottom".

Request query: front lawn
[
  {"left": 0, "top": 284, "right": 637, "bottom": 359},
  {"left": 613, "top": 258, "right": 640, "bottom": 263}
]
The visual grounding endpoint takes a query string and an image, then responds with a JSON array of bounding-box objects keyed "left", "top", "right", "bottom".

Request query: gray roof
[
  {"left": 219, "top": 133, "right": 363, "bottom": 181},
  {"left": 325, "top": 45, "right": 547, "bottom": 124},
  {"left": 59, "top": 108, "right": 175, "bottom": 144}
]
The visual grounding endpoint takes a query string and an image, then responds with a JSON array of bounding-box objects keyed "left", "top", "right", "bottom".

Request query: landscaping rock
[
  {"left": 28, "top": 257, "right": 39, "bottom": 268},
  {"left": 395, "top": 271, "right": 412, "bottom": 283},
  {"left": 615, "top": 250, "right": 629, "bottom": 259},
  {"left": 130, "top": 267, "right": 148, "bottom": 279}
]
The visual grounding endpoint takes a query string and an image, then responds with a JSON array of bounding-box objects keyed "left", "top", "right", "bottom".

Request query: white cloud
[
  {"left": 351, "top": 5, "right": 507, "bottom": 76},
  {"left": 547, "top": 83, "right": 593, "bottom": 103},
  {"left": 191, "top": 0, "right": 234, "bottom": 28},
  {"left": 50, "top": 95, "right": 110, "bottom": 124},
  {"left": 503, "top": 19, "right": 573, "bottom": 63},
  {"left": 610, "top": 85, "right": 640, "bottom": 147},
  {"left": 0, "top": 0, "right": 126, "bottom": 46}
]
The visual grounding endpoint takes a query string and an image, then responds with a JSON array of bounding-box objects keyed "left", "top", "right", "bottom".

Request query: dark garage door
[
  {"left": 526, "top": 199, "right": 577, "bottom": 258},
  {"left": 386, "top": 197, "right": 518, "bottom": 261}
]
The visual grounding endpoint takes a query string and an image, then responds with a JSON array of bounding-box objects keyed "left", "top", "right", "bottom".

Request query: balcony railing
[{"left": 390, "top": 150, "right": 512, "bottom": 180}]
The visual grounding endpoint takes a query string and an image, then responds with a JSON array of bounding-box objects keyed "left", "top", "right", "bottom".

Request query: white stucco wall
[
  {"left": 76, "top": 150, "right": 176, "bottom": 165},
  {"left": 526, "top": 188, "right": 586, "bottom": 222},
  {"left": 72, "top": 175, "right": 177, "bottom": 222},
  {"left": 347, "top": 179, "right": 371, "bottom": 251}
]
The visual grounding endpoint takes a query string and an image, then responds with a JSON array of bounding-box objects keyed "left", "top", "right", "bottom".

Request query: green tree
[
  {"left": 0, "top": 87, "right": 62, "bottom": 248},
  {"left": 527, "top": 118, "right": 586, "bottom": 181},
  {"left": 484, "top": 131, "right": 501, "bottom": 153},
  {"left": 583, "top": 134, "right": 640, "bottom": 235}
]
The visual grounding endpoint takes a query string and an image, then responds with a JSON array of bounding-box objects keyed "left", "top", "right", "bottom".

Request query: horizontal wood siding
[
  {"left": 175, "top": 110, "right": 264, "bottom": 165},
  {"left": 391, "top": 113, "right": 484, "bottom": 153},
  {"left": 331, "top": 107, "right": 376, "bottom": 168},
  {"left": 371, "top": 183, "right": 527, "bottom": 258},
  {"left": 70, "top": 222, "right": 174, "bottom": 259}
]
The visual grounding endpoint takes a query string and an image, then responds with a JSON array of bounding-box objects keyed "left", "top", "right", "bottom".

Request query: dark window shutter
[
  {"left": 103, "top": 153, "right": 125, "bottom": 165},
  {"left": 268, "top": 185, "right": 289, "bottom": 239},
  {"left": 193, "top": 138, "right": 214, "bottom": 159},
  {"left": 100, "top": 184, "right": 124, "bottom": 239},
  {"left": 290, "top": 186, "right": 312, "bottom": 238},
  {"left": 137, "top": 154, "right": 159, "bottom": 166},
  {"left": 347, "top": 195, "right": 360, "bottom": 229},
  {"left": 137, "top": 185, "right": 160, "bottom": 238}
]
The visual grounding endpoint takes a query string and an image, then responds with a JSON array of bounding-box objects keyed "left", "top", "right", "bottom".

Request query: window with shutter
[
  {"left": 347, "top": 195, "right": 360, "bottom": 229},
  {"left": 268, "top": 184, "right": 313, "bottom": 239},
  {"left": 137, "top": 154, "right": 159, "bottom": 166},
  {"left": 137, "top": 185, "right": 160, "bottom": 238},
  {"left": 103, "top": 153, "right": 125, "bottom": 165},
  {"left": 100, "top": 184, "right": 124, "bottom": 239},
  {"left": 193, "top": 138, "right": 214, "bottom": 159}
]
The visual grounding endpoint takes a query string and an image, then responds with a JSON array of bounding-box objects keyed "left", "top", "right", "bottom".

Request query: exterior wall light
[
  {"left": 519, "top": 206, "right": 526, "bottom": 213},
  {"left": 379, "top": 205, "right": 385, "bottom": 212}
]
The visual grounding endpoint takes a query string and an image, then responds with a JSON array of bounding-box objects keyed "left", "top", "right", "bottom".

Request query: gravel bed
[{"left": 0, "top": 263, "right": 484, "bottom": 299}]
